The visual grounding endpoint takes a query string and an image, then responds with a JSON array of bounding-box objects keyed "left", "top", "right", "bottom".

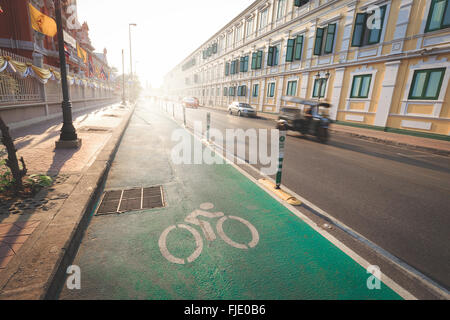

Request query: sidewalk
[
  {"left": 59, "top": 103, "right": 411, "bottom": 300},
  {"left": 0, "top": 102, "right": 134, "bottom": 299}
]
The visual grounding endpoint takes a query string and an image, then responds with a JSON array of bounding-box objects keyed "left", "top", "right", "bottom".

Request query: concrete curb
[{"left": 0, "top": 102, "right": 136, "bottom": 300}]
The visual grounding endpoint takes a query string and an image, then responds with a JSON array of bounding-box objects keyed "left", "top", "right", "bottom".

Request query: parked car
[
  {"left": 277, "top": 97, "right": 331, "bottom": 143},
  {"left": 228, "top": 102, "right": 257, "bottom": 118},
  {"left": 182, "top": 97, "right": 199, "bottom": 108}
]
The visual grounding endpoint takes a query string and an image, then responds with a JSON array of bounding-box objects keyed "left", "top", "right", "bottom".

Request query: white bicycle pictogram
[{"left": 159, "top": 203, "right": 259, "bottom": 264}]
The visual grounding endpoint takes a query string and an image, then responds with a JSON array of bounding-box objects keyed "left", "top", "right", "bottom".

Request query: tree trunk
[{"left": 0, "top": 115, "right": 27, "bottom": 192}]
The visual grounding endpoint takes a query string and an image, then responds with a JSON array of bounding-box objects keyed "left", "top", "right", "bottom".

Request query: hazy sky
[{"left": 77, "top": 0, "right": 255, "bottom": 88}]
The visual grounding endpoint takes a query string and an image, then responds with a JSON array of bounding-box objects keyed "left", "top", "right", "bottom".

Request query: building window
[
  {"left": 286, "top": 35, "right": 304, "bottom": 62},
  {"left": 235, "top": 25, "right": 242, "bottom": 43},
  {"left": 286, "top": 81, "right": 297, "bottom": 96},
  {"left": 224, "top": 87, "right": 228, "bottom": 96},
  {"left": 225, "top": 63, "right": 230, "bottom": 76},
  {"left": 408, "top": 68, "right": 445, "bottom": 100},
  {"left": 246, "top": 19, "right": 254, "bottom": 37},
  {"left": 229, "top": 86, "right": 236, "bottom": 96},
  {"left": 240, "top": 56, "right": 249, "bottom": 72},
  {"left": 237, "top": 85, "right": 247, "bottom": 96},
  {"left": 267, "top": 82, "right": 276, "bottom": 97},
  {"left": 294, "top": 0, "right": 309, "bottom": 7},
  {"left": 426, "top": 0, "right": 450, "bottom": 32},
  {"left": 267, "top": 46, "right": 279, "bottom": 66},
  {"left": 350, "top": 75, "right": 372, "bottom": 98},
  {"left": 231, "top": 60, "right": 239, "bottom": 74},
  {"left": 252, "top": 84, "right": 259, "bottom": 97},
  {"left": 277, "top": 0, "right": 286, "bottom": 20},
  {"left": 351, "top": 5, "right": 387, "bottom": 47},
  {"left": 260, "top": 9, "right": 268, "bottom": 29},
  {"left": 314, "top": 24, "right": 336, "bottom": 55},
  {"left": 251, "top": 50, "right": 263, "bottom": 69},
  {"left": 312, "top": 79, "right": 327, "bottom": 98}
]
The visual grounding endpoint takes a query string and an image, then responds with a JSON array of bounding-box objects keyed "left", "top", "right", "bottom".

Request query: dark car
[{"left": 277, "top": 97, "right": 331, "bottom": 143}]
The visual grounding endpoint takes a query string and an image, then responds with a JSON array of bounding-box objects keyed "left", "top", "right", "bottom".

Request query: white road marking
[{"left": 158, "top": 224, "right": 204, "bottom": 265}]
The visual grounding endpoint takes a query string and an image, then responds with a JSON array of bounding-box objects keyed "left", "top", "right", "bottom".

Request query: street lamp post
[
  {"left": 122, "top": 49, "right": 126, "bottom": 105},
  {"left": 55, "top": 0, "right": 81, "bottom": 149},
  {"left": 129, "top": 23, "right": 137, "bottom": 101}
]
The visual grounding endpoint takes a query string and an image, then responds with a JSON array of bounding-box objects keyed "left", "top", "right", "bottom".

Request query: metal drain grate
[{"left": 96, "top": 186, "right": 165, "bottom": 215}]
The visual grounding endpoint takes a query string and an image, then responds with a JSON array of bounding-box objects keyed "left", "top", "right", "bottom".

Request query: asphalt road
[{"left": 180, "top": 105, "right": 450, "bottom": 291}]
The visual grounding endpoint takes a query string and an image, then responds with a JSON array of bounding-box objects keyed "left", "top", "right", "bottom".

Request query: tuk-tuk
[{"left": 277, "top": 97, "right": 331, "bottom": 143}]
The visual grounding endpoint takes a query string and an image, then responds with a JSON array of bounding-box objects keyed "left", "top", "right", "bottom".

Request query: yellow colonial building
[{"left": 163, "top": 0, "right": 450, "bottom": 140}]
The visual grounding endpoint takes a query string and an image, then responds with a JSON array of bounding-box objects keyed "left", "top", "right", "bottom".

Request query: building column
[
  {"left": 329, "top": 67, "right": 345, "bottom": 121},
  {"left": 299, "top": 72, "right": 309, "bottom": 98},
  {"left": 275, "top": 76, "right": 285, "bottom": 114},
  {"left": 259, "top": 78, "right": 266, "bottom": 112},
  {"left": 374, "top": 61, "right": 401, "bottom": 127}
]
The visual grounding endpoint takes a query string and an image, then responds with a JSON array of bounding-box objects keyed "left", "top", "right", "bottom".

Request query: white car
[{"left": 228, "top": 102, "right": 257, "bottom": 118}]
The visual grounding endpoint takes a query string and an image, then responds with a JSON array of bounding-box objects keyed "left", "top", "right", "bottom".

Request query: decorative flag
[
  {"left": 28, "top": 3, "right": 57, "bottom": 37},
  {"left": 77, "top": 43, "right": 87, "bottom": 63},
  {"left": 88, "top": 55, "right": 94, "bottom": 77},
  {"left": 64, "top": 43, "right": 71, "bottom": 59}
]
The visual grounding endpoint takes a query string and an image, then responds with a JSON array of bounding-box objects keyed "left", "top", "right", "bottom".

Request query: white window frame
[
  {"left": 345, "top": 66, "right": 378, "bottom": 112},
  {"left": 400, "top": 57, "right": 450, "bottom": 119}
]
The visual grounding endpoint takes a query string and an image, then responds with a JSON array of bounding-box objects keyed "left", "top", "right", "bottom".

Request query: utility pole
[
  {"left": 54, "top": 0, "right": 81, "bottom": 149},
  {"left": 129, "top": 23, "right": 137, "bottom": 101},
  {"left": 122, "top": 49, "right": 126, "bottom": 105}
]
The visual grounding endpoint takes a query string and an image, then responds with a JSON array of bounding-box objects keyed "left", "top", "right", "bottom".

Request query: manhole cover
[{"left": 96, "top": 186, "right": 165, "bottom": 215}]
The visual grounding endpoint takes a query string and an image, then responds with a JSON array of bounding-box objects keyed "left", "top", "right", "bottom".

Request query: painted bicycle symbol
[{"left": 159, "top": 203, "right": 259, "bottom": 264}]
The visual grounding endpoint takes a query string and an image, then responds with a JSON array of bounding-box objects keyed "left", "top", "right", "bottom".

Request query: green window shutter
[
  {"left": 409, "top": 68, "right": 445, "bottom": 100},
  {"left": 294, "top": 0, "right": 309, "bottom": 7},
  {"left": 244, "top": 56, "right": 249, "bottom": 72},
  {"left": 225, "top": 63, "right": 230, "bottom": 76},
  {"left": 257, "top": 51, "right": 263, "bottom": 69},
  {"left": 368, "top": 5, "right": 386, "bottom": 44},
  {"left": 350, "top": 75, "right": 372, "bottom": 98},
  {"left": 267, "top": 46, "right": 274, "bottom": 66},
  {"left": 426, "top": 0, "right": 450, "bottom": 32},
  {"left": 251, "top": 52, "right": 257, "bottom": 69},
  {"left": 274, "top": 46, "right": 279, "bottom": 66},
  {"left": 314, "top": 28, "right": 324, "bottom": 55},
  {"left": 351, "top": 13, "right": 367, "bottom": 47},
  {"left": 253, "top": 84, "right": 259, "bottom": 97},
  {"left": 360, "top": 75, "right": 372, "bottom": 98},
  {"left": 294, "top": 35, "right": 303, "bottom": 60},
  {"left": 324, "top": 24, "right": 336, "bottom": 54},
  {"left": 224, "top": 87, "right": 228, "bottom": 96},
  {"left": 313, "top": 79, "right": 326, "bottom": 98},
  {"left": 240, "top": 57, "right": 245, "bottom": 72},
  {"left": 286, "top": 39, "right": 295, "bottom": 62}
]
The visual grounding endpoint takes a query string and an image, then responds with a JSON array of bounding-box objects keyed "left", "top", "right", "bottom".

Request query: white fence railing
[{"left": 0, "top": 49, "right": 116, "bottom": 106}]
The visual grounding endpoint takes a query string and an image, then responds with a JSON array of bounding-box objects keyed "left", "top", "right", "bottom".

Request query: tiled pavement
[
  {"left": 0, "top": 103, "right": 127, "bottom": 273},
  {"left": 0, "top": 221, "right": 40, "bottom": 269}
]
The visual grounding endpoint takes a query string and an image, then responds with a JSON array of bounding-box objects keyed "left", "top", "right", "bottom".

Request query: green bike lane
[{"left": 59, "top": 102, "right": 404, "bottom": 300}]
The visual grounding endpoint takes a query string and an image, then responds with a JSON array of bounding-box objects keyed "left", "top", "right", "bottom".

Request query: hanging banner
[
  {"left": 63, "top": 30, "right": 77, "bottom": 48},
  {"left": 28, "top": 3, "right": 57, "bottom": 37}
]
